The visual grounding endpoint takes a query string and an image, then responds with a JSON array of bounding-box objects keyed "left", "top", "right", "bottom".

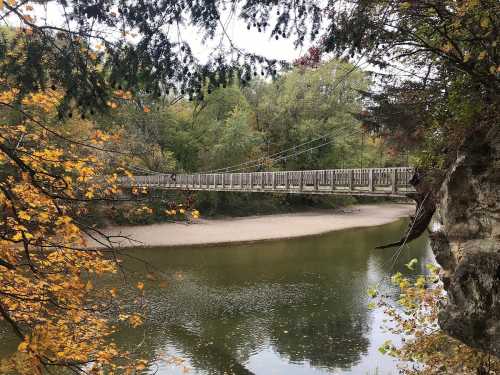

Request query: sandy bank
[{"left": 92, "top": 204, "right": 414, "bottom": 249}]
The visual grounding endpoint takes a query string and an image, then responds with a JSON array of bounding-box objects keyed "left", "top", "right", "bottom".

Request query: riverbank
[{"left": 92, "top": 204, "right": 414, "bottom": 249}]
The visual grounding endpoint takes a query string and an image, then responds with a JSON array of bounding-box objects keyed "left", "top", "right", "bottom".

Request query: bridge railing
[{"left": 118, "top": 167, "right": 415, "bottom": 197}]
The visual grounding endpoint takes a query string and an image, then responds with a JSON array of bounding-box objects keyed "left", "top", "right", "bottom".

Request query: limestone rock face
[{"left": 432, "top": 126, "right": 500, "bottom": 356}]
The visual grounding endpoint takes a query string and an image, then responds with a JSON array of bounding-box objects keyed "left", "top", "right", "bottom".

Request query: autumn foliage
[
  {"left": 0, "top": 79, "right": 148, "bottom": 372},
  {"left": 372, "top": 263, "right": 500, "bottom": 374}
]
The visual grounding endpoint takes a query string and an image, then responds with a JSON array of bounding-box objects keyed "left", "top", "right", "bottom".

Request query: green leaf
[
  {"left": 405, "top": 258, "right": 418, "bottom": 270},
  {"left": 391, "top": 272, "right": 403, "bottom": 285},
  {"left": 399, "top": 2, "right": 411, "bottom": 10},
  {"left": 367, "top": 287, "right": 378, "bottom": 298}
]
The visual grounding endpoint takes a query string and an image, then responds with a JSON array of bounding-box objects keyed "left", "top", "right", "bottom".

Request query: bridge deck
[{"left": 123, "top": 167, "right": 415, "bottom": 198}]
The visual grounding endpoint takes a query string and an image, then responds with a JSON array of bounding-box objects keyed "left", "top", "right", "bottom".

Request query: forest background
[{"left": 92, "top": 57, "right": 404, "bottom": 224}]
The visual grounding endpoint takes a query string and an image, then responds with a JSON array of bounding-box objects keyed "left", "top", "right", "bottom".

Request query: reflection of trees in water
[
  {"left": 268, "top": 285, "right": 370, "bottom": 371},
  {"left": 164, "top": 325, "right": 255, "bottom": 375},
  {"left": 109, "top": 218, "right": 432, "bottom": 374},
  {"left": 111, "top": 321, "right": 258, "bottom": 374},
  {"left": 269, "top": 306, "right": 370, "bottom": 371}
]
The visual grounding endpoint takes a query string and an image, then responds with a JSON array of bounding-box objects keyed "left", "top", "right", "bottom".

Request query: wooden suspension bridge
[{"left": 122, "top": 167, "right": 416, "bottom": 198}]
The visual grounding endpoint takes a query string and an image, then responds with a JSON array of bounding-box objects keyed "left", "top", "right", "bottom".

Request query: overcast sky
[{"left": 8, "top": 2, "right": 311, "bottom": 65}]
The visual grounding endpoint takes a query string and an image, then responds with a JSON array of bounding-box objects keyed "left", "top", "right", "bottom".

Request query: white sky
[
  {"left": 6, "top": 2, "right": 311, "bottom": 65},
  {"left": 2, "top": 1, "right": 423, "bottom": 85},
  {"left": 4, "top": 1, "right": 425, "bottom": 89}
]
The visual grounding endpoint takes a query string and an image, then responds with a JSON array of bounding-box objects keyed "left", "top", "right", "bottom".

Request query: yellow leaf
[
  {"left": 143, "top": 106, "right": 150, "bottom": 113},
  {"left": 128, "top": 314, "right": 143, "bottom": 328},
  {"left": 441, "top": 42, "right": 453, "bottom": 53},
  {"left": 480, "top": 17, "right": 490, "bottom": 28},
  {"left": 478, "top": 51, "right": 487, "bottom": 60},
  {"left": 110, "top": 288, "right": 117, "bottom": 297},
  {"left": 39, "top": 212, "right": 50, "bottom": 222},
  {"left": 86, "top": 280, "right": 93, "bottom": 291},
  {"left": 0, "top": 0, "right": 3, "bottom": 11},
  {"left": 17, "top": 342, "right": 28, "bottom": 352},
  {"left": 17, "top": 210, "right": 31, "bottom": 221},
  {"left": 137, "top": 281, "right": 144, "bottom": 291}
]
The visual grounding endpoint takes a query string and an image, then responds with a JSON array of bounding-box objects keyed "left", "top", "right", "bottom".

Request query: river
[{"left": 107, "top": 218, "right": 433, "bottom": 375}]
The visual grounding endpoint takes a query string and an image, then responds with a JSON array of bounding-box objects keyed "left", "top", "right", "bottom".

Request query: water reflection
[
  {"left": 112, "top": 218, "right": 432, "bottom": 374},
  {"left": 0, "top": 218, "right": 432, "bottom": 373}
]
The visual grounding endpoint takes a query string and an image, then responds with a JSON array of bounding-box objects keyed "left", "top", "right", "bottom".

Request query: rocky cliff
[{"left": 432, "top": 125, "right": 500, "bottom": 356}]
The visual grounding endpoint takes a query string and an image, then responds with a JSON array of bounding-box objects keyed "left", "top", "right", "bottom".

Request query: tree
[
  {"left": 246, "top": 60, "right": 385, "bottom": 171},
  {"left": 0, "top": 85, "right": 147, "bottom": 373}
]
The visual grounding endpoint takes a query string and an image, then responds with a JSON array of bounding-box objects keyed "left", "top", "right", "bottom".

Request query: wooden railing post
[
  {"left": 348, "top": 170, "right": 354, "bottom": 191},
  {"left": 285, "top": 172, "right": 289, "bottom": 190},
  {"left": 391, "top": 168, "right": 397, "bottom": 194},
  {"left": 272, "top": 172, "right": 276, "bottom": 190},
  {"left": 261, "top": 172, "right": 265, "bottom": 190},
  {"left": 299, "top": 171, "right": 304, "bottom": 191},
  {"left": 368, "top": 169, "right": 374, "bottom": 192},
  {"left": 249, "top": 173, "right": 253, "bottom": 190},
  {"left": 330, "top": 170, "right": 335, "bottom": 192},
  {"left": 230, "top": 173, "right": 233, "bottom": 189},
  {"left": 314, "top": 171, "right": 319, "bottom": 191}
]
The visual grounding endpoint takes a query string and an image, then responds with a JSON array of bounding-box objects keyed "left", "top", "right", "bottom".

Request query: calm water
[
  {"left": 0, "top": 218, "right": 433, "bottom": 374},
  {"left": 112, "top": 218, "right": 433, "bottom": 375}
]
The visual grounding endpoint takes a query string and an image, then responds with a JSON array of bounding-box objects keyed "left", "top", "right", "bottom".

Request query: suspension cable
[
  {"left": 203, "top": 131, "right": 332, "bottom": 173},
  {"left": 223, "top": 128, "right": 363, "bottom": 174},
  {"left": 204, "top": 122, "right": 360, "bottom": 174}
]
